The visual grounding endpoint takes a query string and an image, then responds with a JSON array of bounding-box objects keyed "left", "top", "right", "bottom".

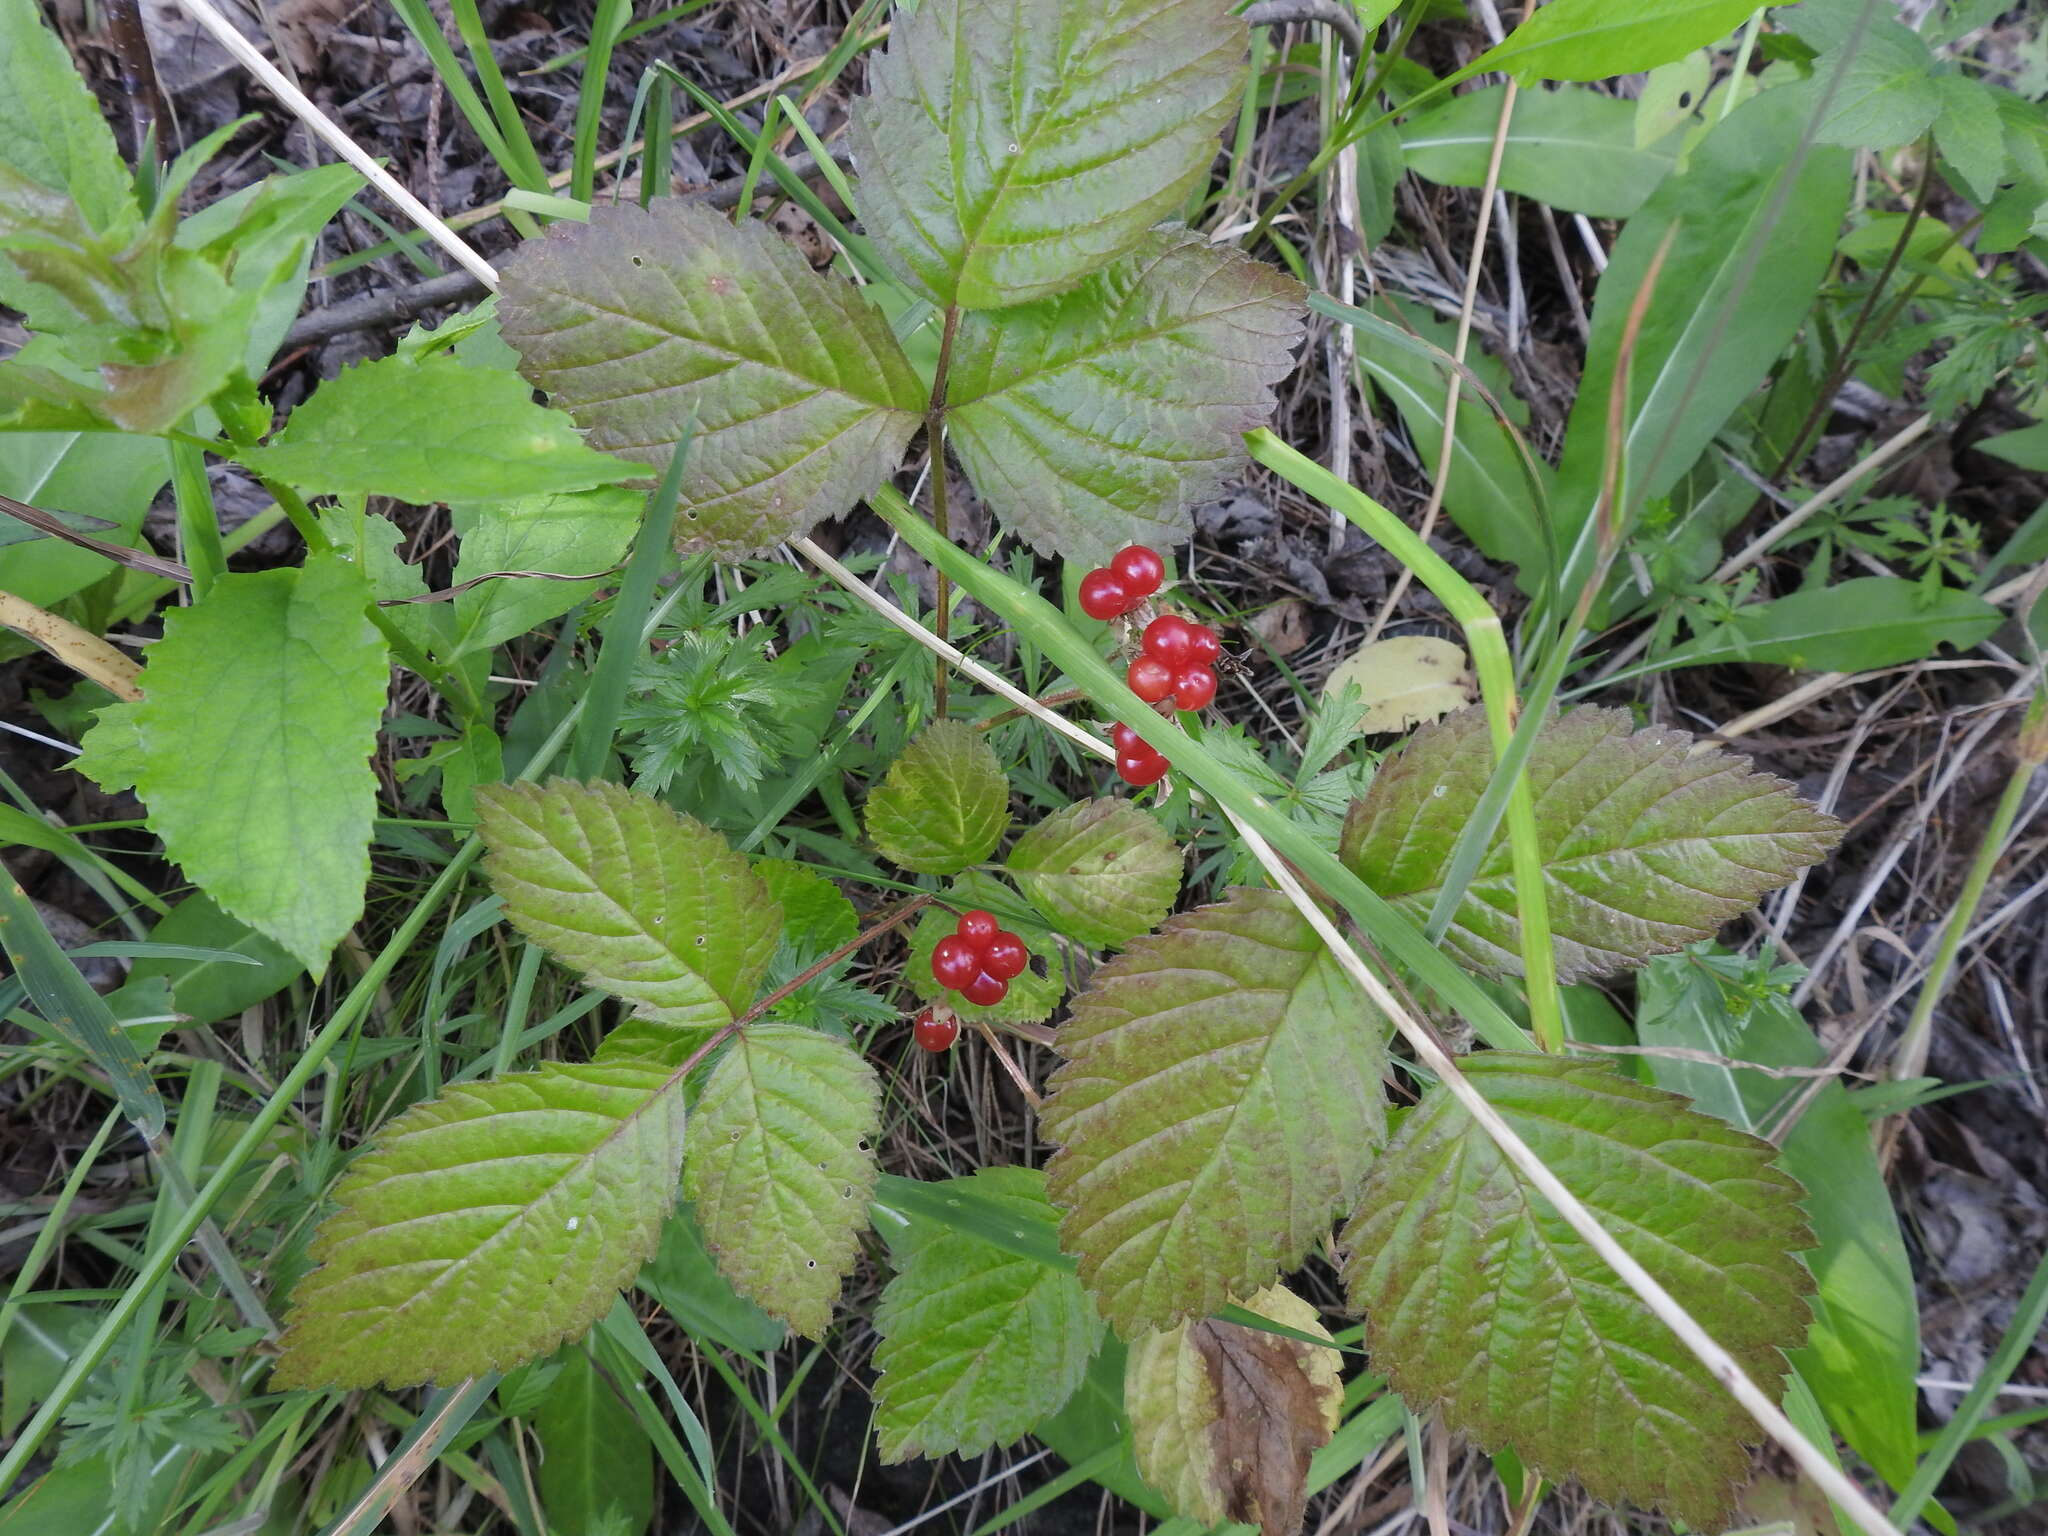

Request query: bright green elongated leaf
[
  {"left": 101, "top": 554, "right": 388, "bottom": 975},
  {"left": 682, "top": 1025, "right": 880, "bottom": 1338},
  {"left": 237, "top": 352, "right": 647, "bottom": 503},
  {"left": 1340, "top": 1052, "right": 1815, "bottom": 1529},
  {"left": 944, "top": 229, "right": 1305, "bottom": 563},
  {"left": 902, "top": 870, "right": 1071, "bottom": 1025},
  {"left": 1005, "top": 799, "right": 1182, "bottom": 948},
  {"left": 864, "top": 720, "right": 1012, "bottom": 876},
  {"left": 1634, "top": 949, "right": 1920, "bottom": 1490},
  {"left": 848, "top": 0, "right": 1246, "bottom": 310},
  {"left": 1468, "top": 0, "right": 1757, "bottom": 82},
  {"left": 0, "top": 0, "right": 138, "bottom": 236},
  {"left": 1641, "top": 577, "right": 2005, "bottom": 675},
  {"left": 476, "top": 780, "right": 783, "bottom": 1050},
  {"left": 1812, "top": 19, "right": 1941, "bottom": 149},
  {"left": 498, "top": 200, "right": 924, "bottom": 558},
  {"left": 1041, "top": 887, "right": 1388, "bottom": 1336},
  {"left": 873, "top": 1167, "right": 1104, "bottom": 1461},
  {"left": 536, "top": 1346, "right": 655, "bottom": 1536},
  {"left": 0, "top": 431, "right": 166, "bottom": 614},
  {"left": 444, "top": 487, "right": 641, "bottom": 658},
  {"left": 111, "top": 893, "right": 301, "bottom": 1028},
  {"left": 1932, "top": 73, "right": 2007, "bottom": 203},
  {"left": 1977, "top": 420, "right": 2048, "bottom": 471},
  {"left": 1124, "top": 1283, "right": 1341, "bottom": 1536},
  {"left": 1399, "top": 84, "right": 1678, "bottom": 218},
  {"left": 1556, "top": 90, "right": 1852, "bottom": 543},
  {"left": 1339, "top": 707, "right": 1840, "bottom": 983},
  {"left": 274, "top": 1058, "right": 685, "bottom": 1388}
]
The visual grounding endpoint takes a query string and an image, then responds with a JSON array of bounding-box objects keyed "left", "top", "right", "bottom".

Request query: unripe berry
[
  {"left": 1118, "top": 750, "right": 1170, "bottom": 787},
  {"left": 1127, "top": 655, "right": 1174, "bottom": 702},
  {"left": 1078, "top": 569, "right": 1128, "bottom": 621},
  {"left": 1172, "top": 664, "right": 1217, "bottom": 711},
  {"left": 1110, "top": 545, "right": 1164, "bottom": 598},
  {"left": 956, "top": 909, "right": 999, "bottom": 946},
  {"left": 913, "top": 1007, "right": 960, "bottom": 1052},
  {"left": 1141, "top": 614, "right": 1197, "bottom": 667},
  {"left": 932, "top": 934, "right": 980, "bottom": 990},
  {"left": 981, "top": 931, "right": 1028, "bottom": 980},
  {"left": 961, "top": 971, "right": 1008, "bottom": 1007}
]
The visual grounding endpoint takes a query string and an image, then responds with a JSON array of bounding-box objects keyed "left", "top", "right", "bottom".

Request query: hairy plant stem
[{"left": 927, "top": 304, "right": 963, "bottom": 721}]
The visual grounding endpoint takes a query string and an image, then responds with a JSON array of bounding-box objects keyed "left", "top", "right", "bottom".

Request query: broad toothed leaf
[
  {"left": 476, "top": 780, "right": 782, "bottom": 1063},
  {"left": 849, "top": 0, "right": 1246, "bottom": 310},
  {"left": 946, "top": 230, "right": 1304, "bottom": 563},
  {"left": 1005, "top": 798, "right": 1182, "bottom": 949},
  {"left": 498, "top": 201, "right": 924, "bottom": 558},
  {"left": 1041, "top": 888, "right": 1386, "bottom": 1335},
  {"left": 873, "top": 1167, "right": 1103, "bottom": 1461},
  {"left": 683, "top": 1026, "right": 880, "bottom": 1337},
  {"left": 1338, "top": 706, "right": 1841, "bottom": 982},
  {"left": 1341, "top": 1052, "right": 1814, "bottom": 1528},
  {"left": 864, "top": 720, "right": 1012, "bottom": 875},
  {"left": 1125, "top": 1284, "right": 1342, "bottom": 1536},
  {"left": 275, "top": 1059, "right": 684, "bottom": 1388}
]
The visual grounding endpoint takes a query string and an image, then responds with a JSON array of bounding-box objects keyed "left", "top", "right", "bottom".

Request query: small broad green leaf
[
  {"left": 1644, "top": 576, "right": 2005, "bottom": 675},
  {"left": 1041, "top": 888, "right": 1387, "bottom": 1335},
  {"left": 873, "top": 1167, "right": 1104, "bottom": 1461},
  {"left": 444, "top": 487, "right": 641, "bottom": 659},
  {"left": 119, "top": 553, "right": 387, "bottom": 974},
  {"left": 1933, "top": 73, "right": 2008, "bottom": 203},
  {"left": 275, "top": 1058, "right": 685, "bottom": 1388},
  {"left": 237, "top": 353, "right": 647, "bottom": 503},
  {"left": 0, "top": 0, "right": 138, "bottom": 236},
  {"left": 1341, "top": 1052, "right": 1814, "bottom": 1528},
  {"left": 1469, "top": 0, "right": 1757, "bottom": 82},
  {"left": 1338, "top": 707, "right": 1841, "bottom": 983},
  {"left": 1812, "top": 19, "right": 1941, "bottom": 149},
  {"left": 903, "top": 870, "right": 1069, "bottom": 1025},
  {"left": 499, "top": 200, "right": 924, "bottom": 558},
  {"left": 477, "top": 780, "right": 782, "bottom": 1057},
  {"left": 865, "top": 720, "right": 1011, "bottom": 875},
  {"left": 1004, "top": 799, "right": 1182, "bottom": 948},
  {"left": 1399, "top": 83, "right": 1678, "bottom": 218},
  {"left": 945, "top": 230, "right": 1304, "bottom": 564},
  {"left": 848, "top": 0, "right": 1246, "bottom": 311},
  {"left": 535, "top": 1346, "right": 655, "bottom": 1536},
  {"left": 1978, "top": 420, "right": 2048, "bottom": 471},
  {"left": 112, "top": 893, "right": 300, "bottom": 1028},
  {"left": 1124, "top": 1282, "right": 1342, "bottom": 1536},
  {"left": 682, "top": 1025, "right": 880, "bottom": 1337}
]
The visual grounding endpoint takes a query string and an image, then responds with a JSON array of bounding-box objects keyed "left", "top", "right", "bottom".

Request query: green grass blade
[{"left": 570, "top": 0, "right": 633, "bottom": 202}]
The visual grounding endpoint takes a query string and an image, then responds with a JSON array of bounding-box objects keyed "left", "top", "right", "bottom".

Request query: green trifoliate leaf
[
  {"left": 1125, "top": 1283, "right": 1342, "bottom": 1536},
  {"left": 477, "top": 780, "right": 783, "bottom": 1060},
  {"left": 1341, "top": 1052, "right": 1814, "bottom": 1528},
  {"left": 683, "top": 1026, "right": 880, "bottom": 1338},
  {"left": 117, "top": 553, "right": 387, "bottom": 975},
  {"left": 1005, "top": 799, "right": 1182, "bottom": 949},
  {"left": 903, "top": 871, "right": 1068, "bottom": 1026},
  {"left": 275, "top": 1059, "right": 685, "bottom": 1387},
  {"left": 865, "top": 721, "right": 1011, "bottom": 875},
  {"left": 1041, "top": 888, "right": 1387, "bottom": 1335},
  {"left": 1339, "top": 707, "right": 1840, "bottom": 983},
  {"left": 237, "top": 353, "right": 647, "bottom": 503},
  {"left": 499, "top": 200, "right": 924, "bottom": 558},
  {"left": 945, "top": 230, "right": 1304, "bottom": 563},
  {"left": 848, "top": 0, "right": 1246, "bottom": 311},
  {"left": 873, "top": 1167, "right": 1103, "bottom": 1461}
]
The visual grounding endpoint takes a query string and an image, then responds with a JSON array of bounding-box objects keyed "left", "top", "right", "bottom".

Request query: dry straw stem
[
  {"left": 0, "top": 591, "right": 143, "bottom": 700},
  {"left": 201, "top": 33, "right": 1903, "bottom": 1534}
]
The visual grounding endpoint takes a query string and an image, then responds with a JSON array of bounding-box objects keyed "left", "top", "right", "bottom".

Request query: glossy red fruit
[
  {"left": 1141, "top": 614, "right": 1197, "bottom": 667},
  {"left": 956, "top": 909, "right": 998, "bottom": 946},
  {"left": 961, "top": 971, "right": 1008, "bottom": 1006},
  {"left": 1118, "top": 750, "right": 1170, "bottom": 787},
  {"left": 1111, "top": 721, "right": 1142, "bottom": 753},
  {"left": 981, "top": 931, "right": 1028, "bottom": 980},
  {"left": 1187, "top": 624, "right": 1221, "bottom": 664},
  {"left": 932, "top": 934, "right": 981, "bottom": 990},
  {"left": 1110, "top": 545, "right": 1164, "bottom": 598},
  {"left": 1078, "top": 569, "right": 1128, "bottom": 621},
  {"left": 1172, "top": 664, "right": 1217, "bottom": 710},
  {"left": 1127, "top": 655, "right": 1174, "bottom": 702},
  {"left": 913, "top": 1007, "right": 960, "bottom": 1052}
]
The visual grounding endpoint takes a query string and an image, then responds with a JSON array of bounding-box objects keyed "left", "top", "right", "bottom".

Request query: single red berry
[
  {"left": 913, "top": 1007, "right": 960, "bottom": 1052},
  {"left": 1118, "top": 750, "right": 1170, "bottom": 787},
  {"left": 1109, "top": 545, "right": 1164, "bottom": 598},
  {"left": 956, "top": 909, "right": 998, "bottom": 947},
  {"left": 1127, "top": 655, "right": 1174, "bottom": 702},
  {"left": 981, "top": 931, "right": 1028, "bottom": 980},
  {"left": 1111, "top": 721, "right": 1144, "bottom": 753},
  {"left": 1078, "top": 569, "right": 1128, "bottom": 621},
  {"left": 1171, "top": 664, "right": 1217, "bottom": 710},
  {"left": 961, "top": 971, "right": 1008, "bottom": 1007},
  {"left": 1187, "top": 624, "right": 1221, "bottom": 664},
  {"left": 1141, "top": 614, "right": 1197, "bottom": 668},
  {"left": 932, "top": 934, "right": 981, "bottom": 990}
]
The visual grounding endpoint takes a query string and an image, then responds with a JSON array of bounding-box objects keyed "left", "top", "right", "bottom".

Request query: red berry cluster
[
  {"left": 1125, "top": 614, "right": 1219, "bottom": 711},
  {"left": 912, "top": 1006, "right": 959, "bottom": 1053},
  {"left": 1078, "top": 545, "right": 1166, "bottom": 621},
  {"left": 929, "top": 908, "right": 1028, "bottom": 1007}
]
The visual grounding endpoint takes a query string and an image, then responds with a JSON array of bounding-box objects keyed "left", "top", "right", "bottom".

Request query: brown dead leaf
[{"left": 1248, "top": 597, "right": 1310, "bottom": 659}]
